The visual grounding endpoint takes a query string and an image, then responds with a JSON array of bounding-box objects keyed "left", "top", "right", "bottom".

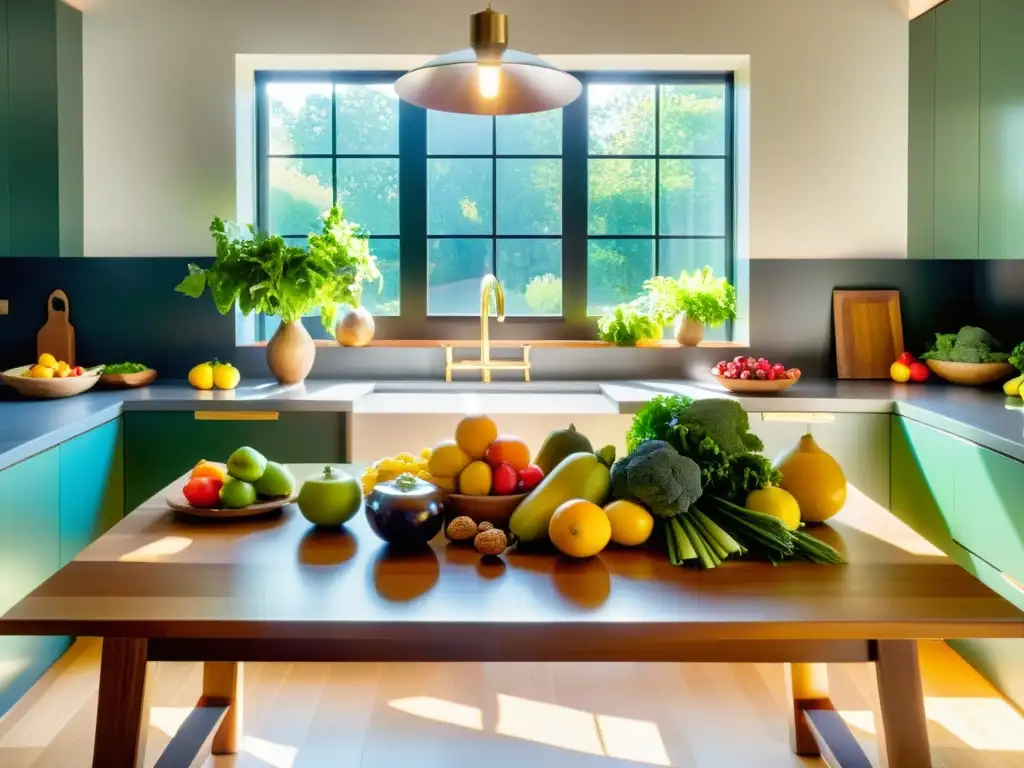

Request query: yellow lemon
[
  {"left": 212, "top": 362, "right": 240, "bottom": 390},
  {"left": 55, "top": 361, "right": 72, "bottom": 378},
  {"left": 458, "top": 461, "right": 492, "bottom": 496},
  {"left": 428, "top": 440, "right": 471, "bottom": 478},
  {"left": 30, "top": 364, "right": 55, "bottom": 379},
  {"left": 188, "top": 362, "right": 214, "bottom": 390},
  {"left": 603, "top": 500, "right": 654, "bottom": 546},
  {"left": 37, "top": 353, "right": 59, "bottom": 370},
  {"left": 426, "top": 474, "right": 457, "bottom": 493},
  {"left": 419, "top": 447, "right": 433, "bottom": 460},
  {"left": 454, "top": 414, "right": 498, "bottom": 459},
  {"left": 548, "top": 499, "right": 612, "bottom": 558},
  {"left": 745, "top": 486, "right": 801, "bottom": 531},
  {"left": 395, "top": 452, "right": 417, "bottom": 465}
]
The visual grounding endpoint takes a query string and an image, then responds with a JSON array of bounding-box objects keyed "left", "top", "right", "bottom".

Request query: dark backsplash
[{"left": 0, "top": 257, "right": 1016, "bottom": 380}]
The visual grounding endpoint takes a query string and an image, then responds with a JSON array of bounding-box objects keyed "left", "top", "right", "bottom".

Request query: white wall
[{"left": 82, "top": 0, "right": 909, "bottom": 259}]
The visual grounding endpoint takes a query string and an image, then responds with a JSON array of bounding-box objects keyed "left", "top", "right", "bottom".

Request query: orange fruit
[
  {"left": 454, "top": 414, "right": 498, "bottom": 459},
  {"left": 191, "top": 460, "right": 227, "bottom": 483},
  {"left": 484, "top": 436, "right": 531, "bottom": 472},
  {"left": 603, "top": 500, "right": 654, "bottom": 546},
  {"left": 30, "top": 364, "right": 55, "bottom": 379},
  {"left": 548, "top": 499, "right": 612, "bottom": 558}
]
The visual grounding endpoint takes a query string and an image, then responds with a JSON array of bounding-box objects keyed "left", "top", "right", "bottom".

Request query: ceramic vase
[
  {"left": 266, "top": 320, "right": 316, "bottom": 384},
  {"left": 675, "top": 314, "right": 705, "bottom": 347}
]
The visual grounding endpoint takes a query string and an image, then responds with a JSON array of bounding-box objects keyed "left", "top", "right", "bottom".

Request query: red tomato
[
  {"left": 516, "top": 464, "right": 544, "bottom": 493},
  {"left": 71, "top": 366, "right": 84, "bottom": 377},
  {"left": 491, "top": 463, "right": 519, "bottom": 495},
  {"left": 897, "top": 351, "right": 916, "bottom": 367},
  {"left": 182, "top": 476, "right": 223, "bottom": 508},
  {"left": 909, "top": 361, "right": 930, "bottom": 382}
]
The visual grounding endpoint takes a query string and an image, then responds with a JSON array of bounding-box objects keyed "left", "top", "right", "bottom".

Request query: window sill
[{"left": 241, "top": 339, "right": 746, "bottom": 350}]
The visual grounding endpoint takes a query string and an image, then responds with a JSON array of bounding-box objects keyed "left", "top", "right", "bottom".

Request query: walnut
[
  {"left": 477, "top": 521, "right": 495, "bottom": 532},
  {"left": 446, "top": 516, "right": 478, "bottom": 542},
  {"left": 474, "top": 528, "right": 508, "bottom": 556}
]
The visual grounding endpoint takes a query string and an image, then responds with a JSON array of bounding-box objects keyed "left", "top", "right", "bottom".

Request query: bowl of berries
[{"left": 711, "top": 356, "right": 802, "bottom": 394}]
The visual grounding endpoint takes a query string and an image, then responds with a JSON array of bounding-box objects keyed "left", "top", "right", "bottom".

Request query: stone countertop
[{"left": 1, "top": 378, "right": 1022, "bottom": 471}]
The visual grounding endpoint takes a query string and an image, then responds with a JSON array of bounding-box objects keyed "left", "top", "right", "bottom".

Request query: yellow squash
[
  {"left": 509, "top": 452, "right": 610, "bottom": 541},
  {"left": 775, "top": 434, "right": 847, "bottom": 523}
]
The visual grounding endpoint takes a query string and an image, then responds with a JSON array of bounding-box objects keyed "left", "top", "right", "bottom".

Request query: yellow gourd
[{"left": 775, "top": 434, "right": 847, "bottom": 523}]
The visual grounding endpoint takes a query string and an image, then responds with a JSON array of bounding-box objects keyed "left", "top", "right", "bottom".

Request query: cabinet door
[
  {"left": 124, "top": 411, "right": 345, "bottom": 511},
  {"left": 979, "top": 0, "right": 1024, "bottom": 260},
  {"left": 951, "top": 439, "right": 1024, "bottom": 584},
  {"left": 0, "top": 449, "right": 69, "bottom": 716},
  {"left": 58, "top": 418, "right": 124, "bottom": 566},
  {"left": 890, "top": 416, "right": 957, "bottom": 551},
  {"left": 934, "top": 0, "right": 981, "bottom": 260},
  {"left": 909, "top": 11, "right": 936, "bottom": 260}
]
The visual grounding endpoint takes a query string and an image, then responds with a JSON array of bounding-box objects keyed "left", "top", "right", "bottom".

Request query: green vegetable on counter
[
  {"left": 597, "top": 301, "right": 662, "bottom": 346},
  {"left": 919, "top": 326, "right": 1009, "bottom": 364},
  {"left": 1009, "top": 341, "right": 1024, "bottom": 372},
  {"left": 102, "top": 362, "right": 149, "bottom": 374}
]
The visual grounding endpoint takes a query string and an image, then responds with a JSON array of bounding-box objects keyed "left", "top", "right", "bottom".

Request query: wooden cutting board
[
  {"left": 832, "top": 289, "right": 904, "bottom": 379},
  {"left": 37, "top": 290, "right": 76, "bottom": 366}
]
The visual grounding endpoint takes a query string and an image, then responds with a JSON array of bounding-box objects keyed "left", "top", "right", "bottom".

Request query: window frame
[{"left": 255, "top": 69, "right": 734, "bottom": 342}]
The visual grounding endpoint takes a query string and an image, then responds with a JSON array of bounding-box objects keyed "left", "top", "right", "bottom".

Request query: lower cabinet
[
  {"left": 124, "top": 411, "right": 346, "bottom": 511},
  {"left": 0, "top": 448, "right": 69, "bottom": 716},
  {"left": 889, "top": 415, "right": 958, "bottom": 551}
]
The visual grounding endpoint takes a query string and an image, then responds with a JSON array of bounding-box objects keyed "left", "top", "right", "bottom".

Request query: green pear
[{"left": 255, "top": 461, "right": 296, "bottom": 498}]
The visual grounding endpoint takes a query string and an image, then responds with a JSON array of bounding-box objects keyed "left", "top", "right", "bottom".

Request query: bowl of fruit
[
  {"left": 1, "top": 354, "right": 101, "bottom": 399},
  {"left": 168, "top": 447, "right": 298, "bottom": 520},
  {"left": 711, "top": 356, "right": 802, "bottom": 394}
]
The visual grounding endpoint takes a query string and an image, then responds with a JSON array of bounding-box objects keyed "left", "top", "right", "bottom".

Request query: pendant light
[{"left": 394, "top": 2, "right": 582, "bottom": 116}]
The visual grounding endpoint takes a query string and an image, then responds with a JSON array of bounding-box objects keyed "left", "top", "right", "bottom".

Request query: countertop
[{"left": 2, "top": 378, "right": 1022, "bottom": 471}]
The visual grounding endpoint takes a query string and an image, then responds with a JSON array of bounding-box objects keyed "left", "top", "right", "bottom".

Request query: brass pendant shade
[{"left": 394, "top": 4, "right": 582, "bottom": 116}]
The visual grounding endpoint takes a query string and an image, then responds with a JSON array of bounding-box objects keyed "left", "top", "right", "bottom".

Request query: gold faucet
[{"left": 444, "top": 275, "right": 531, "bottom": 383}]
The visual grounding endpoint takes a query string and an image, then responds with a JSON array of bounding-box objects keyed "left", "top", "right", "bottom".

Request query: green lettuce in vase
[{"left": 176, "top": 205, "right": 381, "bottom": 385}]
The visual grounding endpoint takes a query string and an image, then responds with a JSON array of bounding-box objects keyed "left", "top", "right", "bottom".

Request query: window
[{"left": 256, "top": 71, "right": 732, "bottom": 341}]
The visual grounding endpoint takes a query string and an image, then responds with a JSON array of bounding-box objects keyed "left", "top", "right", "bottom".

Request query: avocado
[{"left": 534, "top": 423, "right": 594, "bottom": 474}]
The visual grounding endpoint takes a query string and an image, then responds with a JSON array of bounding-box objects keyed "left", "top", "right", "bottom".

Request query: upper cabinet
[
  {"left": 909, "top": 0, "right": 1024, "bottom": 260},
  {"left": 0, "top": 0, "right": 83, "bottom": 258}
]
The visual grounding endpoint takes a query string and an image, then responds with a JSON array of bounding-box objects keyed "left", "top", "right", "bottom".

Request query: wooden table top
[{"left": 1, "top": 465, "right": 1021, "bottom": 646}]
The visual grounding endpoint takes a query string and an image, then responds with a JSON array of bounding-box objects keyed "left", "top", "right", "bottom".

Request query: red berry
[
  {"left": 767, "top": 370, "right": 776, "bottom": 380},
  {"left": 739, "top": 370, "right": 751, "bottom": 380},
  {"left": 755, "top": 369, "right": 766, "bottom": 379},
  {"left": 772, "top": 363, "right": 786, "bottom": 375},
  {"left": 733, "top": 355, "right": 746, "bottom": 365},
  {"left": 757, "top": 360, "right": 771, "bottom": 372},
  {"left": 745, "top": 357, "right": 757, "bottom": 367}
]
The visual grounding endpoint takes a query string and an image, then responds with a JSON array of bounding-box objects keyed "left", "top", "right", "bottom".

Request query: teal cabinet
[
  {"left": 124, "top": 411, "right": 346, "bottom": 511},
  {"left": 950, "top": 439, "right": 1024, "bottom": 585},
  {"left": 908, "top": 11, "right": 936, "bottom": 260},
  {"left": 0, "top": 449, "right": 69, "bottom": 716},
  {"left": 979, "top": 0, "right": 1024, "bottom": 260},
  {"left": 58, "top": 418, "right": 124, "bottom": 566},
  {"left": 934, "top": 0, "right": 981, "bottom": 260},
  {"left": 890, "top": 416, "right": 957, "bottom": 551}
]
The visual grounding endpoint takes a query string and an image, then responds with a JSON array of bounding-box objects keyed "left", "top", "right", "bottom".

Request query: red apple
[
  {"left": 897, "top": 351, "right": 915, "bottom": 367},
  {"left": 491, "top": 464, "right": 518, "bottom": 495},
  {"left": 516, "top": 465, "right": 544, "bottom": 493},
  {"left": 909, "top": 361, "right": 930, "bottom": 382}
]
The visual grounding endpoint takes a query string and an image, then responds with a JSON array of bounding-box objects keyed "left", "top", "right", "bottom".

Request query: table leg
[
  {"left": 785, "top": 662, "right": 832, "bottom": 756},
  {"left": 93, "top": 638, "right": 150, "bottom": 768},
  {"left": 873, "top": 640, "right": 932, "bottom": 768},
  {"left": 202, "top": 661, "right": 243, "bottom": 754}
]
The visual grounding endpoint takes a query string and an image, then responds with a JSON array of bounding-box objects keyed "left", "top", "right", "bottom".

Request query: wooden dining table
[{"left": 1, "top": 464, "right": 1022, "bottom": 768}]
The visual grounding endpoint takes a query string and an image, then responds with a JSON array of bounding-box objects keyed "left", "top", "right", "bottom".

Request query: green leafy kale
[
  {"left": 1010, "top": 342, "right": 1024, "bottom": 372},
  {"left": 626, "top": 394, "right": 693, "bottom": 454}
]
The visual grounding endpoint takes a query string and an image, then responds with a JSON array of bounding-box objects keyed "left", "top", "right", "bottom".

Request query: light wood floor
[{"left": 0, "top": 640, "right": 1022, "bottom": 767}]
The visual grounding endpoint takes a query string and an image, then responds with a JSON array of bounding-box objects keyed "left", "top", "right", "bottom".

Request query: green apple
[
  {"left": 219, "top": 478, "right": 257, "bottom": 509},
  {"left": 226, "top": 446, "right": 267, "bottom": 483},
  {"left": 255, "top": 461, "right": 296, "bottom": 498},
  {"left": 297, "top": 465, "right": 362, "bottom": 527}
]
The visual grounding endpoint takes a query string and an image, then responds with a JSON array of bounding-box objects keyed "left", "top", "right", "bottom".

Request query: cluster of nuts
[{"left": 446, "top": 516, "right": 508, "bottom": 555}]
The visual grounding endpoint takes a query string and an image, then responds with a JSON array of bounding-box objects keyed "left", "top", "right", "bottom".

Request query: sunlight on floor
[
  {"left": 843, "top": 486, "right": 946, "bottom": 557},
  {"left": 118, "top": 536, "right": 193, "bottom": 562},
  {"left": 841, "top": 696, "right": 1024, "bottom": 752},
  {"left": 242, "top": 735, "right": 299, "bottom": 768},
  {"left": 149, "top": 706, "right": 192, "bottom": 737},
  {"left": 389, "top": 696, "right": 484, "bottom": 730}
]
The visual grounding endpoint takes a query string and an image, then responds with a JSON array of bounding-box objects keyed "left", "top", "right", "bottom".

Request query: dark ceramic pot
[{"left": 365, "top": 473, "right": 446, "bottom": 548}]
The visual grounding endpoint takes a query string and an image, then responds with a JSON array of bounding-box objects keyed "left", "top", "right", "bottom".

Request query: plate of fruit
[
  {"left": 167, "top": 447, "right": 298, "bottom": 519},
  {"left": 1, "top": 354, "right": 101, "bottom": 399},
  {"left": 711, "top": 356, "right": 802, "bottom": 393}
]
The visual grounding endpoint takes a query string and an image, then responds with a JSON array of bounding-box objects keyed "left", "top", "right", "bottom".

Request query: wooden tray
[
  {"left": 166, "top": 490, "right": 298, "bottom": 520},
  {"left": 713, "top": 375, "right": 798, "bottom": 394},
  {"left": 833, "top": 290, "right": 904, "bottom": 379},
  {"left": 100, "top": 369, "right": 157, "bottom": 388},
  {"left": 1, "top": 365, "right": 101, "bottom": 398}
]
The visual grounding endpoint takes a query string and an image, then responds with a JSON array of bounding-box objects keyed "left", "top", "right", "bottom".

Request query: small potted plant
[
  {"left": 645, "top": 266, "right": 736, "bottom": 346},
  {"left": 176, "top": 206, "right": 380, "bottom": 384}
]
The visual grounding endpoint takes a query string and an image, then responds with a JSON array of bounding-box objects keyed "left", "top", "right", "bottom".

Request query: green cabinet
[
  {"left": 889, "top": 416, "right": 958, "bottom": 550},
  {"left": 934, "top": 0, "right": 981, "bottom": 260},
  {"left": 909, "top": 11, "right": 936, "bottom": 261},
  {"left": 58, "top": 418, "right": 124, "bottom": 566},
  {"left": 979, "top": 0, "right": 1024, "bottom": 260},
  {"left": 124, "top": 411, "right": 346, "bottom": 511},
  {"left": 0, "top": 449, "right": 69, "bottom": 716},
  {"left": 950, "top": 439, "right": 1024, "bottom": 585}
]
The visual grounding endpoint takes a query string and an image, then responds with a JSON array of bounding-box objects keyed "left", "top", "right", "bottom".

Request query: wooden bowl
[
  {"left": 713, "top": 374, "right": 798, "bottom": 394},
  {"left": 925, "top": 359, "right": 1015, "bottom": 386},
  {"left": 445, "top": 493, "right": 528, "bottom": 529},
  {"left": 1, "top": 365, "right": 101, "bottom": 399},
  {"left": 100, "top": 368, "right": 157, "bottom": 388}
]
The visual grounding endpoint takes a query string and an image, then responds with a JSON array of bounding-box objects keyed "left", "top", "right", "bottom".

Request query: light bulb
[{"left": 478, "top": 64, "right": 501, "bottom": 100}]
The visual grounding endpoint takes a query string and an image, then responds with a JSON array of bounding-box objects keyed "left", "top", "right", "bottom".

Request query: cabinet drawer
[
  {"left": 125, "top": 411, "right": 346, "bottom": 511},
  {"left": 890, "top": 417, "right": 957, "bottom": 551},
  {"left": 952, "top": 440, "right": 1024, "bottom": 584}
]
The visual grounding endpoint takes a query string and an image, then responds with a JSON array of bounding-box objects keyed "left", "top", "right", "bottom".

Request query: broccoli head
[
  {"left": 671, "top": 398, "right": 764, "bottom": 456},
  {"left": 610, "top": 439, "right": 703, "bottom": 518},
  {"left": 920, "top": 327, "right": 1007, "bottom": 363},
  {"left": 955, "top": 326, "right": 1000, "bottom": 351}
]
